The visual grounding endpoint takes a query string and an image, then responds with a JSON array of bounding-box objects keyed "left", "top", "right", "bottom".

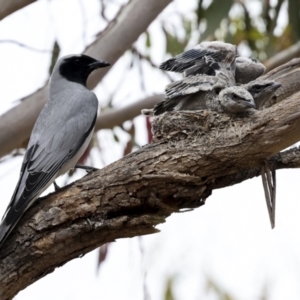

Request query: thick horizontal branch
[
  {"left": 212, "top": 146, "right": 300, "bottom": 190},
  {"left": 96, "top": 94, "right": 163, "bottom": 130},
  {"left": 0, "top": 0, "right": 35, "bottom": 20},
  {"left": 0, "top": 0, "right": 171, "bottom": 158},
  {"left": 1, "top": 89, "right": 300, "bottom": 299}
]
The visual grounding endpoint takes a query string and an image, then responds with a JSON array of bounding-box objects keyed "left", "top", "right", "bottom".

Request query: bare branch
[
  {"left": 96, "top": 94, "right": 163, "bottom": 130},
  {"left": 1, "top": 90, "right": 300, "bottom": 299},
  {"left": 0, "top": 0, "right": 36, "bottom": 20},
  {"left": 264, "top": 41, "right": 300, "bottom": 72},
  {"left": 0, "top": 40, "right": 51, "bottom": 53},
  {"left": 0, "top": 0, "right": 172, "bottom": 158}
]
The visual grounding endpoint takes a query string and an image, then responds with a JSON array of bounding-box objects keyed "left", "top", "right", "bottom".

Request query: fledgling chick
[
  {"left": 145, "top": 76, "right": 255, "bottom": 116},
  {"left": 235, "top": 57, "right": 266, "bottom": 84},
  {"left": 213, "top": 86, "right": 255, "bottom": 114},
  {"left": 243, "top": 80, "right": 281, "bottom": 109},
  {"left": 151, "top": 74, "right": 225, "bottom": 115}
]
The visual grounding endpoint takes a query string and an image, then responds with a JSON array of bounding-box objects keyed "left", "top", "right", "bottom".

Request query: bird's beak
[
  {"left": 273, "top": 83, "right": 282, "bottom": 90},
  {"left": 240, "top": 98, "right": 256, "bottom": 109},
  {"left": 89, "top": 60, "right": 110, "bottom": 69},
  {"left": 248, "top": 101, "right": 256, "bottom": 108},
  {"left": 246, "top": 100, "right": 256, "bottom": 109}
]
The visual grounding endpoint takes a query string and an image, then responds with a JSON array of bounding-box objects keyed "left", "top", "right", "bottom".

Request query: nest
[{"left": 151, "top": 110, "right": 256, "bottom": 152}]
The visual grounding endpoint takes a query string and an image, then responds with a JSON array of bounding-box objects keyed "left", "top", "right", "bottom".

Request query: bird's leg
[
  {"left": 75, "top": 164, "right": 99, "bottom": 174},
  {"left": 261, "top": 160, "right": 276, "bottom": 229},
  {"left": 53, "top": 181, "right": 60, "bottom": 192}
]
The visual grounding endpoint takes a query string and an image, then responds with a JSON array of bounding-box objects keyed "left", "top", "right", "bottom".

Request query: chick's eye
[
  {"left": 253, "top": 85, "right": 262, "bottom": 91},
  {"left": 74, "top": 59, "right": 81, "bottom": 66},
  {"left": 232, "top": 94, "right": 240, "bottom": 100}
]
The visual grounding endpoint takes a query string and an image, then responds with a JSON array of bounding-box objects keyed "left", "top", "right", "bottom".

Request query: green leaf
[
  {"left": 164, "top": 278, "right": 175, "bottom": 300},
  {"left": 145, "top": 31, "right": 151, "bottom": 48}
]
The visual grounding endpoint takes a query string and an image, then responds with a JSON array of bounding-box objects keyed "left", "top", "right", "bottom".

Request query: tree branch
[
  {"left": 1, "top": 87, "right": 300, "bottom": 299},
  {"left": 0, "top": 0, "right": 36, "bottom": 20},
  {"left": 96, "top": 94, "right": 163, "bottom": 130},
  {"left": 264, "top": 41, "right": 300, "bottom": 72},
  {"left": 0, "top": 0, "right": 172, "bottom": 158},
  {"left": 212, "top": 146, "right": 300, "bottom": 190}
]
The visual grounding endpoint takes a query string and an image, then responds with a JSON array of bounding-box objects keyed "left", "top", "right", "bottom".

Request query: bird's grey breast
[{"left": 28, "top": 78, "right": 98, "bottom": 149}]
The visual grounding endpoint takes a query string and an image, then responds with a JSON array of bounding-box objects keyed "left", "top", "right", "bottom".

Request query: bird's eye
[
  {"left": 252, "top": 85, "right": 263, "bottom": 92},
  {"left": 215, "top": 88, "right": 222, "bottom": 95},
  {"left": 74, "top": 59, "right": 82, "bottom": 66},
  {"left": 232, "top": 94, "right": 240, "bottom": 100}
]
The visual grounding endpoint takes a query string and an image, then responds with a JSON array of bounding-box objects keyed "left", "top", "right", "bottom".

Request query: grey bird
[
  {"left": 159, "top": 41, "right": 237, "bottom": 77},
  {"left": 150, "top": 74, "right": 255, "bottom": 116},
  {"left": 159, "top": 41, "right": 266, "bottom": 85},
  {"left": 0, "top": 54, "right": 110, "bottom": 248},
  {"left": 146, "top": 74, "right": 227, "bottom": 116},
  {"left": 210, "top": 86, "right": 255, "bottom": 114},
  {"left": 235, "top": 57, "right": 266, "bottom": 84},
  {"left": 149, "top": 76, "right": 280, "bottom": 115},
  {"left": 242, "top": 79, "right": 282, "bottom": 109}
]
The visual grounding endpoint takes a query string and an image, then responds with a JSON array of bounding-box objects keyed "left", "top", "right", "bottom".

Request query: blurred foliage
[
  {"left": 48, "top": 41, "right": 60, "bottom": 75},
  {"left": 154, "top": 0, "right": 300, "bottom": 60},
  {"left": 206, "top": 277, "right": 236, "bottom": 300},
  {"left": 164, "top": 278, "right": 176, "bottom": 300}
]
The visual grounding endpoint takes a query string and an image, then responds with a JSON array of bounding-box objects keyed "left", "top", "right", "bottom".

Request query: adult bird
[{"left": 0, "top": 54, "right": 110, "bottom": 248}]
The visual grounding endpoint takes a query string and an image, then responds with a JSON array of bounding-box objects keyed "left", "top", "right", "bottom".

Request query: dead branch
[{"left": 96, "top": 94, "right": 163, "bottom": 130}]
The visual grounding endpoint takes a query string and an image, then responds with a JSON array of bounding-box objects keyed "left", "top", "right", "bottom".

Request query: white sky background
[{"left": 0, "top": 0, "right": 300, "bottom": 299}]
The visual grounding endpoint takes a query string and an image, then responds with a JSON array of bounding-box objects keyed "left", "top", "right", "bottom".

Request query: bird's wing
[
  {"left": 160, "top": 43, "right": 236, "bottom": 76},
  {"left": 159, "top": 48, "right": 224, "bottom": 74},
  {"left": 0, "top": 91, "right": 97, "bottom": 246},
  {"left": 165, "top": 75, "right": 220, "bottom": 99},
  {"left": 153, "top": 75, "right": 220, "bottom": 115}
]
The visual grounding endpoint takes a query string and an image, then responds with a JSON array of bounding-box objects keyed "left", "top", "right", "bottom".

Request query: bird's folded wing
[
  {"left": 20, "top": 113, "right": 96, "bottom": 210},
  {"left": 5, "top": 110, "right": 97, "bottom": 215}
]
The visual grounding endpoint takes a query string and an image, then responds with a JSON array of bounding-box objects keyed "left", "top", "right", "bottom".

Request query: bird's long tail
[{"left": 0, "top": 205, "right": 26, "bottom": 249}]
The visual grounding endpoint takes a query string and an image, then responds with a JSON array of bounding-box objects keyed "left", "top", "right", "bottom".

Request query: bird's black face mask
[{"left": 59, "top": 55, "right": 110, "bottom": 86}]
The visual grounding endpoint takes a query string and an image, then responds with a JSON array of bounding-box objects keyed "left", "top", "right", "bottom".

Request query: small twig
[
  {"left": 261, "top": 164, "right": 274, "bottom": 228},
  {"left": 0, "top": 39, "right": 51, "bottom": 53}
]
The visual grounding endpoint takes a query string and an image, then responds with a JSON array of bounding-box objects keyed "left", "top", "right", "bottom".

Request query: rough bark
[
  {"left": 0, "top": 0, "right": 171, "bottom": 158},
  {"left": 0, "top": 0, "right": 35, "bottom": 20},
  {"left": 1, "top": 86, "right": 300, "bottom": 299}
]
